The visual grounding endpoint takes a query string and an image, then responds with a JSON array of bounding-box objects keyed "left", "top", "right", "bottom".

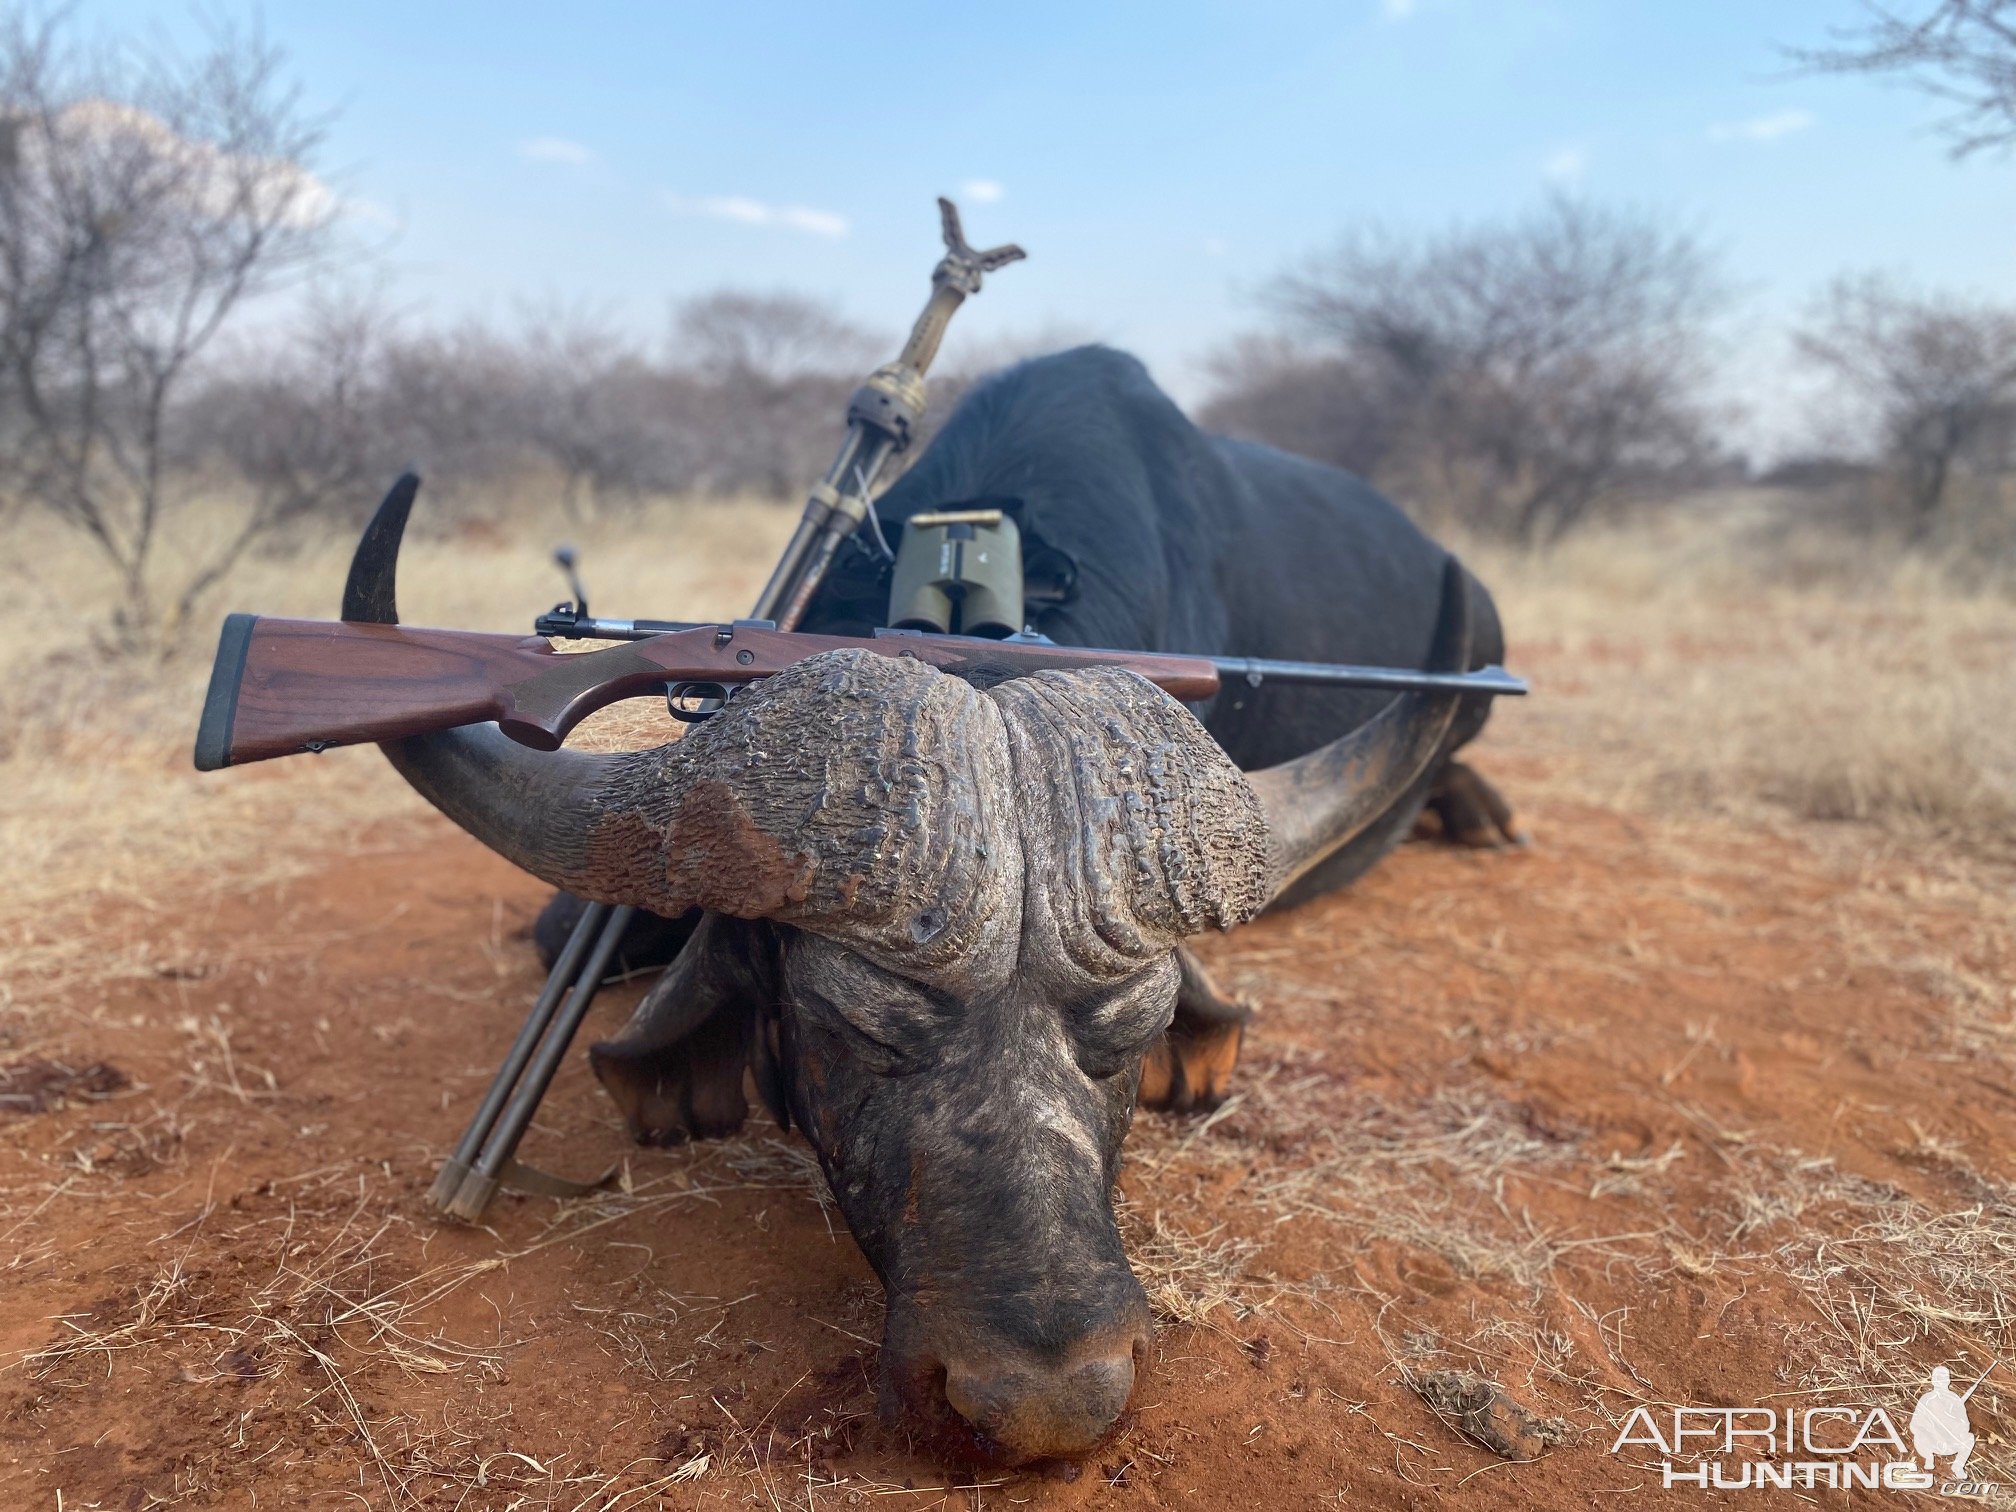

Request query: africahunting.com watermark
[{"left": 1610, "top": 1365, "right": 1999, "bottom": 1495}]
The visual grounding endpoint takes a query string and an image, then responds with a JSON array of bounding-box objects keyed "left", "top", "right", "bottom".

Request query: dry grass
[
  {"left": 7, "top": 1136, "right": 843, "bottom": 1509},
  {"left": 0, "top": 493, "right": 795, "bottom": 930},
  {"left": 1132, "top": 1068, "right": 1589, "bottom": 1293},
  {"left": 1117, "top": 1040, "right": 2016, "bottom": 1480},
  {"left": 1460, "top": 489, "right": 2016, "bottom": 848},
  {"left": 1120, "top": 1204, "right": 1275, "bottom": 1330},
  {"left": 5, "top": 482, "right": 2016, "bottom": 1503}
]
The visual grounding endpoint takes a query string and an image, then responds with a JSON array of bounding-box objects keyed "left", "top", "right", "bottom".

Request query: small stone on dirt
[{"left": 1414, "top": 1369, "right": 1567, "bottom": 1461}]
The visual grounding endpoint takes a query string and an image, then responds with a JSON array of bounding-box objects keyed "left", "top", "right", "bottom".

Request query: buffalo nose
[{"left": 942, "top": 1332, "right": 1143, "bottom": 1463}]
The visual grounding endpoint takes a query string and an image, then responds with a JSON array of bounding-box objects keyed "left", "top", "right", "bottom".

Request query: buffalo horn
[
  {"left": 341, "top": 476, "right": 697, "bottom": 908},
  {"left": 1244, "top": 557, "right": 1473, "bottom": 900}
]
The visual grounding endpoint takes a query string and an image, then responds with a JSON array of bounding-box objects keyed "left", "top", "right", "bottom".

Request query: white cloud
[
  {"left": 1708, "top": 109, "right": 1816, "bottom": 144},
  {"left": 1382, "top": 0, "right": 1418, "bottom": 17},
  {"left": 519, "top": 136, "right": 596, "bottom": 166},
  {"left": 55, "top": 99, "right": 337, "bottom": 229},
  {"left": 779, "top": 206, "right": 849, "bottom": 237},
  {"left": 961, "top": 178, "right": 1005, "bottom": 204},
  {"left": 1542, "top": 145, "right": 1588, "bottom": 183},
  {"left": 341, "top": 197, "right": 401, "bottom": 230},
  {"left": 664, "top": 192, "right": 848, "bottom": 239}
]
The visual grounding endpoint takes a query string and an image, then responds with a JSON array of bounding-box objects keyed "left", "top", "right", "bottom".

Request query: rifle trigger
[{"left": 668, "top": 682, "right": 731, "bottom": 723}]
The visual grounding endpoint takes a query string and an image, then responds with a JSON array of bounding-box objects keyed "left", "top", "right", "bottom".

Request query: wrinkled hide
[{"left": 571, "top": 653, "right": 1270, "bottom": 1460}]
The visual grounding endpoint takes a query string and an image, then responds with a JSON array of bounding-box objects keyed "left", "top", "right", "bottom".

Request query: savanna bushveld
[{"left": 2, "top": 4, "right": 2015, "bottom": 1509}]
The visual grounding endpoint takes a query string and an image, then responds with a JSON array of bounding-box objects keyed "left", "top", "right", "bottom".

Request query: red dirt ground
[{"left": 3, "top": 745, "right": 2013, "bottom": 1509}]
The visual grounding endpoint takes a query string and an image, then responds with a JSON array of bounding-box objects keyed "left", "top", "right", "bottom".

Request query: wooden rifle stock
[{"left": 192, "top": 614, "right": 1226, "bottom": 771}]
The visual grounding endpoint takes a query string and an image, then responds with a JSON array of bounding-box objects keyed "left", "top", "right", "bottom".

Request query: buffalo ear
[
  {"left": 587, "top": 913, "right": 780, "bottom": 1144},
  {"left": 1138, "top": 947, "right": 1251, "bottom": 1115},
  {"left": 745, "top": 1002, "right": 792, "bottom": 1132}
]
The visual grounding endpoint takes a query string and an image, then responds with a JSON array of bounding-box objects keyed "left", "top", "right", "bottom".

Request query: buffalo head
[{"left": 345, "top": 484, "right": 1466, "bottom": 1463}]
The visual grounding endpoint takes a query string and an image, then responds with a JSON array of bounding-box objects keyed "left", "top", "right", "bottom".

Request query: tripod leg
[
  {"left": 445, "top": 904, "right": 634, "bottom": 1221},
  {"left": 430, "top": 901, "right": 611, "bottom": 1211}
]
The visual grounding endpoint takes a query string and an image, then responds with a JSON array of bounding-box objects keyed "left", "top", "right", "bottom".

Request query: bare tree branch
[
  {"left": 1795, "top": 1, "right": 2016, "bottom": 155},
  {"left": 1796, "top": 271, "right": 2016, "bottom": 534},
  {"left": 1206, "top": 198, "right": 1725, "bottom": 544},
  {"left": 0, "top": 6, "right": 337, "bottom": 642},
  {"left": 669, "top": 290, "right": 878, "bottom": 497}
]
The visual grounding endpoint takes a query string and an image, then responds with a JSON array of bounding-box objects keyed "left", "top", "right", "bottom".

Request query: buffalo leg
[
  {"left": 1139, "top": 947, "right": 1250, "bottom": 1114},
  {"left": 1417, "top": 759, "right": 1525, "bottom": 848}
]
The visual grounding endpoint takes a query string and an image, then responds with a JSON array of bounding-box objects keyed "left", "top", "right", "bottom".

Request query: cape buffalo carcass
[{"left": 346, "top": 346, "right": 1519, "bottom": 1465}]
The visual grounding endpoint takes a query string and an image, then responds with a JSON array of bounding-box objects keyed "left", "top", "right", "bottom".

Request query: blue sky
[{"left": 76, "top": 0, "right": 2016, "bottom": 446}]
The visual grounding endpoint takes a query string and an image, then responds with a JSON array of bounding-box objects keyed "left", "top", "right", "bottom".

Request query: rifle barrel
[
  {"left": 1209, "top": 657, "right": 1527, "bottom": 697},
  {"left": 533, "top": 613, "right": 1528, "bottom": 698}
]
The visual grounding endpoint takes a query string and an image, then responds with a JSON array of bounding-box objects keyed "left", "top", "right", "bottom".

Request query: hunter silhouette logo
[
  {"left": 1911, "top": 1365, "right": 1989, "bottom": 1480},
  {"left": 1609, "top": 1359, "right": 2002, "bottom": 1493}
]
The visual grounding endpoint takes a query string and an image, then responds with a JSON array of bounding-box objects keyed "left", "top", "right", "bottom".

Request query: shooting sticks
[{"left": 427, "top": 198, "right": 1025, "bottom": 1219}]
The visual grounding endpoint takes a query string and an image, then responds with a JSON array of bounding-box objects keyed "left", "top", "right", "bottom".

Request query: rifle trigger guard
[{"left": 667, "top": 681, "right": 733, "bottom": 723}]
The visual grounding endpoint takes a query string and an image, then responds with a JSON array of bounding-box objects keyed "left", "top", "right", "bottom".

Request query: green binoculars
[{"left": 887, "top": 508, "right": 1025, "bottom": 639}]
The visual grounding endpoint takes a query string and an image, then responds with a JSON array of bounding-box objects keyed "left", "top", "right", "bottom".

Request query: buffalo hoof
[{"left": 1421, "top": 759, "right": 1527, "bottom": 848}]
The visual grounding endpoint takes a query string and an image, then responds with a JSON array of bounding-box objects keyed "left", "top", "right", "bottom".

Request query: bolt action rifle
[
  {"left": 192, "top": 614, "right": 1525, "bottom": 1229},
  {"left": 194, "top": 610, "right": 1525, "bottom": 771}
]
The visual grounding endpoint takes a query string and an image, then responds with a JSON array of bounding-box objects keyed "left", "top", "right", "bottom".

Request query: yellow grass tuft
[
  {"left": 1459, "top": 489, "right": 2016, "bottom": 850},
  {"left": 0, "top": 494, "right": 795, "bottom": 930}
]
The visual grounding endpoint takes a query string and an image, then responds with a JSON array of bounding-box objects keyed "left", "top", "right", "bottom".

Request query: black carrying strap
[{"left": 496, "top": 1156, "right": 623, "bottom": 1201}]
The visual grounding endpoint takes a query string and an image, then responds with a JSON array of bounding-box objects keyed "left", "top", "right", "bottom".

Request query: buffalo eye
[
  {"left": 783, "top": 944, "right": 944, "bottom": 1076},
  {"left": 1071, "top": 957, "right": 1181, "bottom": 1080},
  {"left": 801, "top": 997, "right": 913, "bottom": 1076}
]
